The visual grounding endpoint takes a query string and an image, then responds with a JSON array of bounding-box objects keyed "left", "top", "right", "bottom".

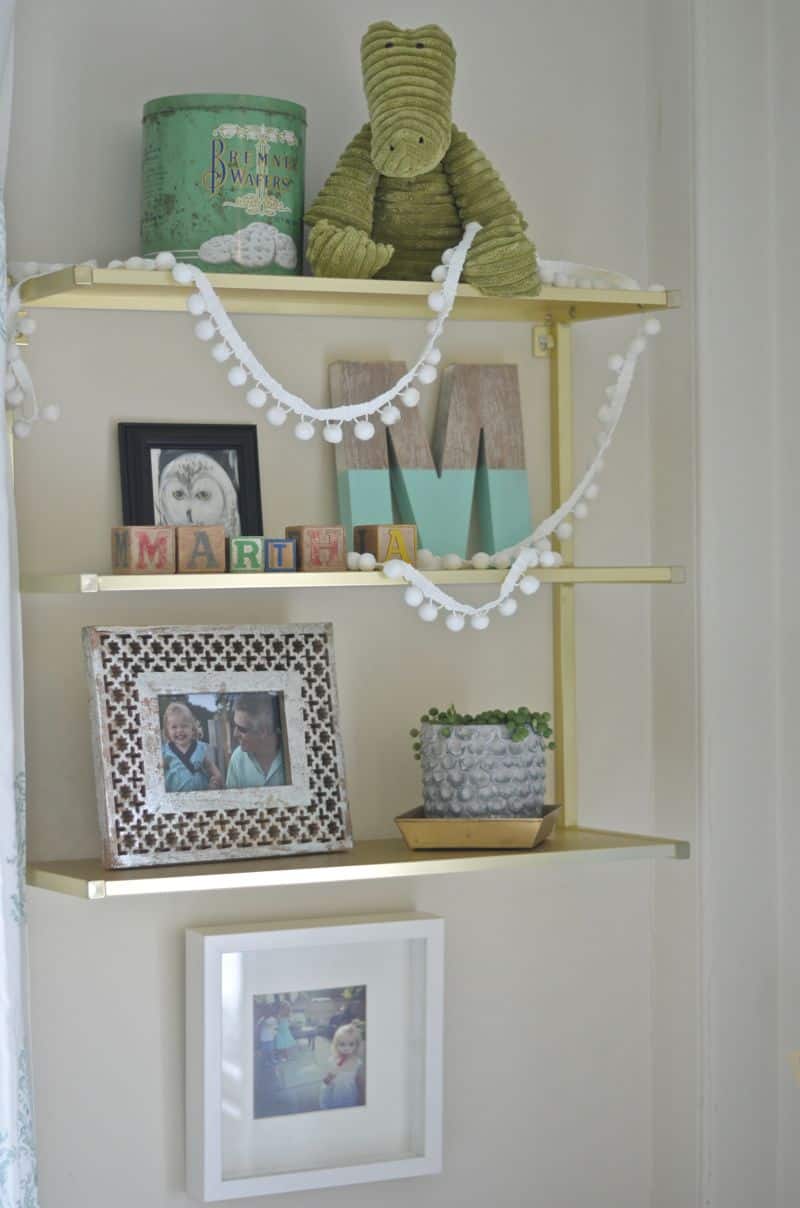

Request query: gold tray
[{"left": 395, "top": 805, "right": 561, "bottom": 851}]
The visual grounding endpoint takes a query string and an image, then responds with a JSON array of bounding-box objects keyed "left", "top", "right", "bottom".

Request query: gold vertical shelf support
[{"left": 550, "top": 322, "right": 578, "bottom": 826}]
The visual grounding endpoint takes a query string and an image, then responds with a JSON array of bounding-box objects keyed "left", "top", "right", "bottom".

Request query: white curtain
[{"left": 0, "top": 1, "right": 38, "bottom": 1204}]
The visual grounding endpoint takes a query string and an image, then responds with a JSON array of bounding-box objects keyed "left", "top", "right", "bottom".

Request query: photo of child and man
[
  {"left": 253, "top": 986, "right": 366, "bottom": 1119},
  {"left": 158, "top": 691, "right": 289, "bottom": 793}
]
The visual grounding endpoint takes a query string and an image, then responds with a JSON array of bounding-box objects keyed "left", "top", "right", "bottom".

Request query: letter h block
[
  {"left": 285, "top": 525, "right": 347, "bottom": 571},
  {"left": 111, "top": 526, "right": 176, "bottom": 574}
]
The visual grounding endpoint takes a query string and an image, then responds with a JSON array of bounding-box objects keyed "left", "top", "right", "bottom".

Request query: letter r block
[
  {"left": 229, "top": 537, "right": 266, "bottom": 573},
  {"left": 265, "top": 538, "right": 297, "bottom": 572},
  {"left": 111, "top": 526, "right": 176, "bottom": 574}
]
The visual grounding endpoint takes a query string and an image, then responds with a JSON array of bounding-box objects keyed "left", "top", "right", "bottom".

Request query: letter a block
[
  {"left": 354, "top": 524, "right": 417, "bottom": 565},
  {"left": 112, "top": 526, "right": 176, "bottom": 574},
  {"left": 229, "top": 537, "right": 266, "bottom": 573},
  {"left": 285, "top": 525, "right": 347, "bottom": 571},
  {"left": 265, "top": 538, "right": 297, "bottom": 572},
  {"left": 176, "top": 525, "right": 227, "bottom": 573}
]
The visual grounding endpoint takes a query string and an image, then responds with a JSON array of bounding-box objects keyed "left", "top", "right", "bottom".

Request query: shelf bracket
[
  {"left": 533, "top": 322, "right": 555, "bottom": 358},
  {"left": 550, "top": 323, "right": 578, "bottom": 826}
]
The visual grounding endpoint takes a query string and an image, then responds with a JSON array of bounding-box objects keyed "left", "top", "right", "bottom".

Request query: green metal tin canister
[{"left": 141, "top": 93, "right": 306, "bottom": 275}]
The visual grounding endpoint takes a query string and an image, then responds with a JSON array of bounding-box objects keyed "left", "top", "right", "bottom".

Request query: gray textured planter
[{"left": 420, "top": 723, "right": 547, "bottom": 818}]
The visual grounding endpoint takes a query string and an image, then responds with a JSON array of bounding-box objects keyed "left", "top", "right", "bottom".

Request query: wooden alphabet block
[
  {"left": 354, "top": 524, "right": 417, "bottom": 565},
  {"left": 285, "top": 525, "right": 347, "bottom": 571},
  {"left": 264, "top": 538, "right": 297, "bottom": 572},
  {"left": 111, "top": 526, "right": 176, "bottom": 574},
  {"left": 229, "top": 536, "right": 266, "bottom": 573},
  {"left": 176, "top": 525, "right": 227, "bottom": 573}
]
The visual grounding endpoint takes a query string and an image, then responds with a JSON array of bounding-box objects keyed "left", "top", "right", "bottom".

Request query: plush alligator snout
[
  {"left": 378, "top": 127, "right": 436, "bottom": 178},
  {"left": 361, "top": 21, "right": 455, "bottom": 178}
]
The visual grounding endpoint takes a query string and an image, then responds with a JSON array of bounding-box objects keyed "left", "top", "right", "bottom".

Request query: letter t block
[{"left": 264, "top": 538, "right": 297, "bottom": 572}]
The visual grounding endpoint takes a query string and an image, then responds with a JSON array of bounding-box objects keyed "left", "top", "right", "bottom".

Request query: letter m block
[{"left": 111, "top": 526, "right": 176, "bottom": 574}]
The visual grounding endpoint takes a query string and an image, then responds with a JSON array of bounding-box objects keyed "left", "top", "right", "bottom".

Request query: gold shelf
[
  {"left": 20, "top": 565, "right": 683, "bottom": 594},
  {"left": 27, "top": 827, "right": 690, "bottom": 899},
  {"left": 19, "top": 266, "right": 679, "bottom": 323}
]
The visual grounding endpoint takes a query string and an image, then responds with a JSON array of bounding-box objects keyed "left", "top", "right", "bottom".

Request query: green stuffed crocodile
[{"left": 304, "top": 21, "right": 540, "bottom": 296}]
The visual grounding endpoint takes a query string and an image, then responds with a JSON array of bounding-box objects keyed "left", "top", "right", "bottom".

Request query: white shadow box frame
[
  {"left": 83, "top": 623, "right": 352, "bottom": 869},
  {"left": 185, "top": 914, "right": 444, "bottom": 1200}
]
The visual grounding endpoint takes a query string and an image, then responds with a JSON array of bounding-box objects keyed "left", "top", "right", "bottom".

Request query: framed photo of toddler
[
  {"left": 185, "top": 914, "right": 444, "bottom": 1201},
  {"left": 83, "top": 623, "right": 352, "bottom": 869}
]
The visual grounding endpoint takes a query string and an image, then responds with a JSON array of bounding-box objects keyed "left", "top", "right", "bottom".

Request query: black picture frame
[{"left": 118, "top": 422, "right": 263, "bottom": 537}]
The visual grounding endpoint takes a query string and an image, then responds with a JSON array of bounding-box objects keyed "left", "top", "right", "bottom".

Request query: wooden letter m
[{"left": 329, "top": 361, "right": 532, "bottom": 557}]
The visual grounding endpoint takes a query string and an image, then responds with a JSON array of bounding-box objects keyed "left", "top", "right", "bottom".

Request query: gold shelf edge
[
  {"left": 26, "top": 829, "right": 690, "bottom": 900},
  {"left": 19, "top": 269, "right": 675, "bottom": 321},
  {"left": 19, "top": 565, "right": 685, "bottom": 594}
]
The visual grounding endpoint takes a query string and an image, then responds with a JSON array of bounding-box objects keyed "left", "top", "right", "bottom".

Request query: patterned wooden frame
[{"left": 83, "top": 624, "right": 352, "bottom": 869}]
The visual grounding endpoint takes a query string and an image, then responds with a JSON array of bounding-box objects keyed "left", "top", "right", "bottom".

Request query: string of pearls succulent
[
  {"left": 171, "top": 222, "right": 483, "bottom": 442},
  {"left": 379, "top": 313, "right": 663, "bottom": 631}
]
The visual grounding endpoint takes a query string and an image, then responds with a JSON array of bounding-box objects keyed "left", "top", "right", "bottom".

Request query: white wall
[
  {"left": 8, "top": 2, "right": 695, "bottom": 1206},
  {"left": 773, "top": 1, "right": 800, "bottom": 1199},
  {"left": 646, "top": 3, "right": 701, "bottom": 1204}
]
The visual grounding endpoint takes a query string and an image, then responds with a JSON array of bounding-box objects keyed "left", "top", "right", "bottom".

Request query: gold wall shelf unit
[
  {"left": 27, "top": 828, "right": 690, "bottom": 901},
  {"left": 20, "top": 566, "right": 683, "bottom": 594},
  {"left": 20, "top": 265, "right": 679, "bottom": 323},
  {"left": 20, "top": 271, "right": 689, "bottom": 894}
]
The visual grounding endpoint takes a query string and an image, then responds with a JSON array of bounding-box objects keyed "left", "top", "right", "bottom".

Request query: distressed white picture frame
[
  {"left": 82, "top": 623, "right": 352, "bottom": 868},
  {"left": 186, "top": 914, "right": 444, "bottom": 1201}
]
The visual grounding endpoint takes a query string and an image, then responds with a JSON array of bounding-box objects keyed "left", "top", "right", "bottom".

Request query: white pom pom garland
[
  {"left": 404, "top": 585, "right": 424, "bottom": 607},
  {"left": 195, "top": 319, "right": 215, "bottom": 341},
  {"left": 246, "top": 387, "right": 267, "bottom": 409},
  {"left": 3, "top": 244, "right": 666, "bottom": 616},
  {"left": 353, "top": 419, "right": 375, "bottom": 441},
  {"left": 266, "top": 405, "right": 287, "bottom": 427}
]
